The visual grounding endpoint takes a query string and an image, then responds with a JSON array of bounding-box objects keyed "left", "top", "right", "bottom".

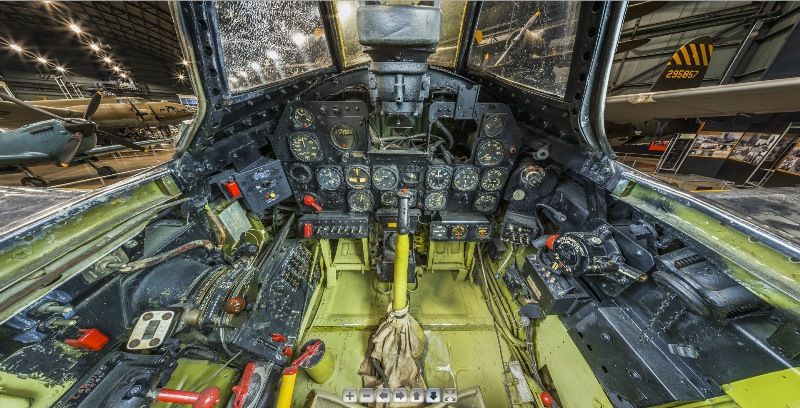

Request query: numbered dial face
[
  {"left": 372, "top": 167, "right": 398, "bottom": 190},
  {"left": 287, "top": 163, "right": 312, "bottom": 183},
  {"left": 292, "top": 106, "right": 314, "bottom": 129},
  {"left": 426, "top": 166, "right": 452, "bottom": 190},
  {"left": 424, "top": 191, "right": 447, "bottom": 211},
  {"left": 482, "top": 113, "right": 506, "bottom": 137},
  {"left": 474, "top": 193, "right": 498, "bottom": 212},
  {"left": 452, "top": 167, "right": 480, "bottom": 191},
  {"left": 380, "top": 191, "right": 398, "bottom": 207},
  {"left": 481, "top": 168, "right": 508, "bottom": 191},
  {"left": 316, "top": 166, "right": 342, "bottom": 190},
  {"left": 475, "top": 139, "right": 505, "bottom": 166},
  {"left": 330, "top": 122, "right": 357, "bottom": 150},
  {"left": 402, "top": 170, "right": 421, "bottom": 185},
  {"left": 345, "top": 166, "right": 370, "bottom": 189},
  {"left": 520, "top": 165, "right": 546, "bottom": 188},
  {"left": 289, "top": 132, "right": 321, "bottom": 162},
  {"left": 348, "top": 190, "right": 373, "bottom": 212}
]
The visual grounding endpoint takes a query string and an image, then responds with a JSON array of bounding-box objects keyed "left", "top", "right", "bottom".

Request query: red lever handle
[
  {"left": 302, "top": 195, "right": 322, "bottom": 212},
  {"left": 155, "top": 386, "right": 220, "bottom": 408}
]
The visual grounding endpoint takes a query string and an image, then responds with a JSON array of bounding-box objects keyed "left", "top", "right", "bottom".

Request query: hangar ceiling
[{"left": 0, "top": 1, "right": 187, "bottom": 101}]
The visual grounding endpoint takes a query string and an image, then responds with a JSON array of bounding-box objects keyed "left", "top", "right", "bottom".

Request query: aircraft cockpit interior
[{"left": 0, "top": 2, "right": 797, "bottom": 408}]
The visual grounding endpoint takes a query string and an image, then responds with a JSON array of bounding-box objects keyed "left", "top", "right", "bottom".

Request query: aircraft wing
[
  {"left": 0, "top": 101, "right": 75, "bottom": 129},
  {"left": 0, "top": 152, "right": 51, "bottom": 166},
  {"left": 605, "top": 77, "right": 800, "bottom": 124},
  {"left": 82, "top": 139, "right": 170, "bottom": 157}
]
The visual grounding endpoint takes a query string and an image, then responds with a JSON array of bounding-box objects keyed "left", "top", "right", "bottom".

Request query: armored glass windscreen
[
  {"left": 467, "top": 2, "right": 580, "bottom": 98},
  {"left": 216, "top": 2, "right": 333, "bottom": 93}
]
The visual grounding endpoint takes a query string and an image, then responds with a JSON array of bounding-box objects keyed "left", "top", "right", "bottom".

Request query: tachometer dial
[
  {"left": 452, "top": 167, "right": 479, "bottom": 191},
  {"left": 380, "top": 191, "right": 398, "bottom": 207},
  {"left": 316, "top": 166, "right": 342, "bottom": 190},
  {"left": 480, "top": 168, "right": 508, "bottom": 191},
  {"left": 474, "top": 193, "right": 498, "bottom": 213},
  {"left": 372, "top": 166, "right": 398, "bottom": 190},
  {"left": 482, "top": 113, "right": 506, "bottom": 137},
  {"left": 330, "top": 122, "right": 357, "bottom": 150},
  {"left": 287, "top": 163, "right": 312, "bottom": 183},
  {"left": 292, "top": 106, "right": 314, "bottom": 129},
  {"left": 520, "top": 165, "right": 546, "bottom": 188},
  {"left": 345, "top": 165, "right": 370, "bottom": 189},
  {"left": 424, "top": 191, "right": 447, "bottom": 211},
  {"left": 475, "top": 139, "right": 505, "bottom": 166},
  {"left": 288, "top": 132, "right": 321, "bottom": 162},
  {"left": 426, "top": 166, "right": 452, "bottom": 190},
  {"left": 348, "top": 190, "right": 373, "bottom": 212}
]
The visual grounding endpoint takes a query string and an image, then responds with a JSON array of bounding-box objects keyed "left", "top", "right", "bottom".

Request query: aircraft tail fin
[{"left": 650, "top": 36, "right": 714, "bottom": 92}]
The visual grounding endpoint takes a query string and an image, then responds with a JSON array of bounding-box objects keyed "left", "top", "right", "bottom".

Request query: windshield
[
  {"left": 216, "top": 1, "right": 333, "bottom": 93},
  {"left": 467, "top": 1, "right": 580, "bottom": 98},
  {"left": 334, "top": 0, "right": 468, "bottom": 68}
]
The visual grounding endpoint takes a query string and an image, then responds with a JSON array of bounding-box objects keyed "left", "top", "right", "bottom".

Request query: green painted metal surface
[{"left": 152, "top": 358, "right": 238, "bottom": 408}]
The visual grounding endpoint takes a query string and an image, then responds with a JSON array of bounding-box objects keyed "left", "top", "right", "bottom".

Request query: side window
[{"left": 216, "top": 1, "right": 333, "bottom": 93}]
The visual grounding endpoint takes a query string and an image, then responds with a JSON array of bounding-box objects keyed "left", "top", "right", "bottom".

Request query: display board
[
  {"left": 686, "top": 131, "right": 741, "bottom": 158},
  {"left": 776, "top": 140, "right": 800, "bottom": 176},
  {"left": 728, "top": 132, "right": 785, "bottom": 164}
]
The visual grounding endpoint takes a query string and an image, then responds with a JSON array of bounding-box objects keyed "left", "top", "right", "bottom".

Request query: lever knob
[
  {"left": 154, "top": 386, "right": 220, "bottom": 408},
  {"left": 302, "top": 195, "right": 322, "bottom": 212}
]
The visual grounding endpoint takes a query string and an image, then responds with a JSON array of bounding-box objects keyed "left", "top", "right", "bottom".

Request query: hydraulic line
[{"left": 110, "top": 240, "right": 217, "bottom": 273}]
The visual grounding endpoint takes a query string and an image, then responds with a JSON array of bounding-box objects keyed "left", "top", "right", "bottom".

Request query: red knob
[
  {"left": 545, "top": 234, "right": 560, "bottom": 250},
  {"left": 540, "top": 391, "right": 554, "bottom": 407},
  {"left": 224, "top": 297, "right": 247, "bottom": 314},
  {"left": 271, "top": 333, "right": 287, "bottom": 342},
  {"left": 302, "top": 195, "right": 322, "bottom": 212},
  {"left": 282, "top": 346, "right": 293, "bottom": 357},
  {"left": 155, "top": 386, "right": 220, "bottom": 408},
  {"left": 302, "top": 223, "right": 313, "bottom": 238}
]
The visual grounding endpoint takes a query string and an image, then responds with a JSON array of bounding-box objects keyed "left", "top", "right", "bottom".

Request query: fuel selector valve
[{"left": 302, "top": 194, "right": 323, "bottom": 212}]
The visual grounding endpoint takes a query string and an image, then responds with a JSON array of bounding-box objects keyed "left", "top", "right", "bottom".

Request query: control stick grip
[{"left": 154, "top": 386, "right": 220, "bottom": 408}]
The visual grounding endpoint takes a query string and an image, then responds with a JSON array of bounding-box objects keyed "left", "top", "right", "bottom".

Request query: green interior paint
[
  {"left": 0, "top": 371, "right": 75, "bottom": 408},
  {"left": 151, "top": 358, "right": 238, "bottom": 408},
  {"left": 616, "top": 182, "right": 800, "bottom": 318},
  {"left": 0, "top": 175, "right": 181, "bottom": 322},
  {"left": 534, "top": 316, "right": 614, "bottom": 408}
]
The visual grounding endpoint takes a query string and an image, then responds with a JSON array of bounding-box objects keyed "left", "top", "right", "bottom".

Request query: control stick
[{"left": 393, "top": 190, "right": 413, "bottom": 311}]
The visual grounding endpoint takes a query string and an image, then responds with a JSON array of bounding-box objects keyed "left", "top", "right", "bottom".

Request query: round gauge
[
  {"left": 406, "top": 190, "right": 418, "bottom": 208},
  {"left": 474, "top": 193, "right": 499, "bottom": 213},
  {"left": 481, "top": 168, "right": 508, "bottom": 191},
  {"left": 348, "top": 190, "right": 373, "bottom": 213},
  {"left": 451, "top": 225, "right": 467, "bottom": 240},
  {"left": 482, "top": 114, "right": 506, "bottom": 137},
  {"left": 380, "top": 191, "right": 398, "bottom": 207},
  {"left": 316, "top": 166, "right": 342, "bottom": 190},
  {"left": 288, "top": 132, "right": 321, "bottom": 162},
  {"left": 372, "top": 167, "right": 398, "bottom": 190},
  {"left": 452, "top": 167, "right": 480, "bottom": 191},
  {"left": 292, "top": 106, "right": 314, "bottom": 129},
  {"left": 287, "top": 163, "right": 312, "bottom": 183},
  {"left": 345, "top": 165, "right": 370, "bottom": 189},
  {"left": 475, "top": 139, "right": 505, "bottom": 166},
  {"left": 424, "top": 191, "right": 447, "bottom": 211},
  {"left": 402, "top": 170, "right": 421, "bottom": 185},
  {"left": 426, "top": 166, "right": 452, "bottom": 190},
  {"left": 520, "top": 165, "right": 546, "bottom": 188},
  {"left": 330, "top": 122, "right": 357, "bottom": 150}
]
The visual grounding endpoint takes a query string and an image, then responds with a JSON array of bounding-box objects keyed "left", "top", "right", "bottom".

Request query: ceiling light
[
  {"left": 181, "top": 59, "right": 189, "bottom": 66},
  {"left": 177, "top": 74, "right": 185, "bottom": 80},
  {"left": 9, "top": 43, "right": 23, "bottom": 53},
  {"left": 68, "top": 23, "right": 82, "bottom": 34},
  {"left": 120, "top": 73, "right": 127, "bottom": 78},
  {"left": 36, "top": 56, "right": 48, "bottom": 64},
  {"left": 89, "top": 43, "right": 100, "bottom": 51},
  {"left": 55, "top": 65, "right": 65, "bottom": 72},
  {"left": 103, "top": 56, "right": 112, "bottom": 63},
  {"left": 112, "top": 66, "right": 121, "bottom": 72}
]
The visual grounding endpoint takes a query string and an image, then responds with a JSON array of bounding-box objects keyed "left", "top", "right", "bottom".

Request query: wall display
[
  {"left": 686, "top": 131, "right": 741, "bottom": 158},
  {"left": 765, "top": 134, "right": 798, "bottom": 163},
  {"left": 776, "top": 141, "right": 800, "bottom": 176},
  {"left": 728, "top": 132, "right": 783, "bottom": 164}
]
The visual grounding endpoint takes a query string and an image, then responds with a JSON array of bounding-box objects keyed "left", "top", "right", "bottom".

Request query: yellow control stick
[
  {"left": 275, "top": 367, "right": 297, "bottom": 408},
  {"left": 393, "top": 190, "right": 413, "bottom": 311}
]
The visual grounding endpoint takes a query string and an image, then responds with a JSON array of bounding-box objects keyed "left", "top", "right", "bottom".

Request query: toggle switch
[{"left": 302, "top": 195, "right": 322, "bottom": 212}]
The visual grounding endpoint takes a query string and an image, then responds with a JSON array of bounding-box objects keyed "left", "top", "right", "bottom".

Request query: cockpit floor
[{"left": 293, "top": 270, "right": 512, "bottom": 407}]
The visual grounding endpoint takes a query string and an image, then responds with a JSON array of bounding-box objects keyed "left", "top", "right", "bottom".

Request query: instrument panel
[{"left": 267, "top": 101, "right": 522, "bottom": 215}]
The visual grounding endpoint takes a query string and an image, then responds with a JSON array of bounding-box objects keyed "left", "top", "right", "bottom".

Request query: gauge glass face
[
  {"left": 475, "top": 139, "right": 505, "bottom": 166},
  {"left": 452, "top": 167, "right": 479, "bottom": 191},
  {"left": 426, "top": 166, "right": 452, "bottom": 190},
  {"left": 520, "top": 165, "right": 546, "bottom": 188},
  {"left": 289, "top": 132, "right": 321, "bottom": 162},
  {"left": 288, "top": 163, "right": 312, "bottom": 183},
  {"left": 292, "top": 106, "right": 314, "bottom": 129},
  {"left": 348, "top": 191, "right": 373, "bottom": 212},
  {"left": 345, "top": 166, "right": 370, "bottom": 189},
  {"left": 424, "top": 191, "right": 447, "bottom": 211},
  {"left": 482, "top": 113, "right": 506, "bottom": 137},
  {"left": 330, "top": 122, "right": 357, "bottom": 150},
  {"left": 372, "top": 167, "right": 398, "bottom": 190},
  {"left": 380, "top": 191, "right": 398, "bottom": 207},
  {"left": 474, "top": 193, "right": 498, "bottom": 212},
  {"left": 316, "top": 166, "right": 342, "bottom": 190},
  {"left": 481, "top": 168, "right": 508, "bottom": 191},
  {"left": 402, "top": 171, "right": 420, "bottom": 185}
]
